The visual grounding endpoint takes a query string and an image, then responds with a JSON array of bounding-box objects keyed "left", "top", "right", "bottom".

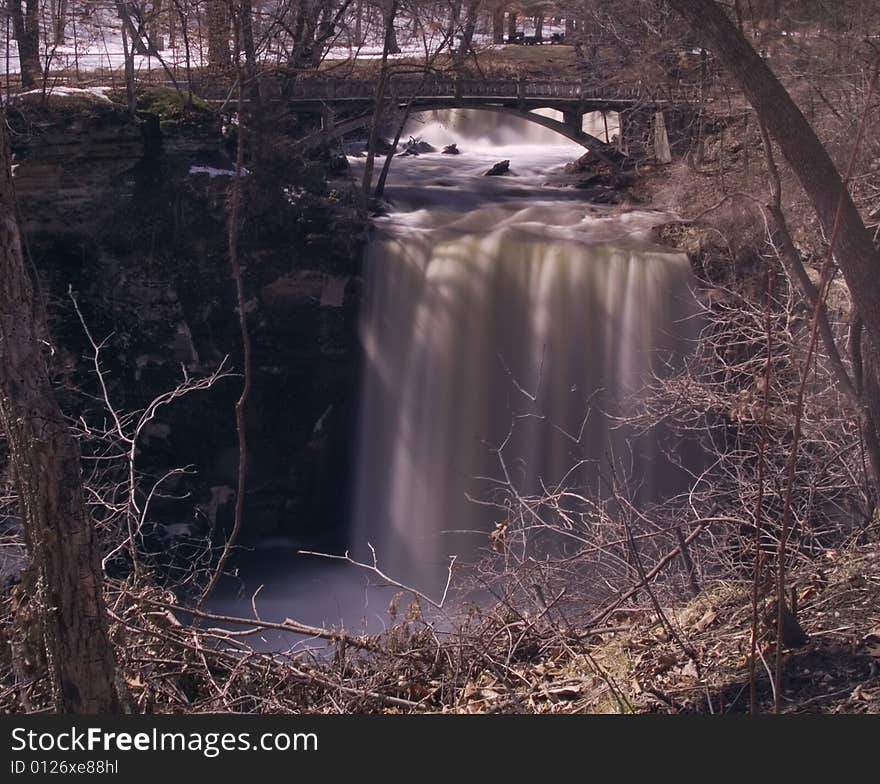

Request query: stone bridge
[{"left": 286, "top": 78, "right": 704, "bottom": 162}]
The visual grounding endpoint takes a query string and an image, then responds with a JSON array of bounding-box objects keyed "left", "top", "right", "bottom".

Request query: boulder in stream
[
  {"left": 485, "top": 160, "right": 511, "bottom": 176},
  {"left": 442, "top": 144, "right": 460, "bottom": 155},
  {"left": 368, "top": 196, "right": 394, "bottom": 215},
  {"left": 404, "top": 137, "right": 435, "bottom": 154}
]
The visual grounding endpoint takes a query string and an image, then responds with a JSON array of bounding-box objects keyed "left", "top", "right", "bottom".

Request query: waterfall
[
  {"left": 209, "top": 109, "right": 698, "bottom": 635},
  {"left": 351, "top": 198, "right": 696, "bottom": 593}
]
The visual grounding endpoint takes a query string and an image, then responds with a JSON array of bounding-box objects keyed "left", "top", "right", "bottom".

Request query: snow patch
[
  {"left": 13, "top": 85, "right": 113, "bottom": 103},
  {"left": 189, "top": 165, "right": 235, "bottom": 178}
]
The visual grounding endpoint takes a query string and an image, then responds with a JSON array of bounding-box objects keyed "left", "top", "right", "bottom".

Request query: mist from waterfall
[{"left": 403, "top": 107, "right": 620, "bottom": 148}]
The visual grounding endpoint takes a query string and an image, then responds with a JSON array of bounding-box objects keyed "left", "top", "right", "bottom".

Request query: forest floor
[{"left": 444, "top": 533, "right": 880, "bottom": 714}]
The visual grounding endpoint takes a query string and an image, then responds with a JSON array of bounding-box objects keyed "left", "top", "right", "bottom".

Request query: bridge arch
[{"left": 309, "top": 103, "right": 623, "bottom": 165}]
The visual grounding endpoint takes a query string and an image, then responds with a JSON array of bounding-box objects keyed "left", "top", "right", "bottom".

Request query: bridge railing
[
  {"left": 455, "top": 79, "right": 516, "bottom": 97},
  {"left": 287, "top": 77, "right": 705, "bottom": 104},
  {"left": 407, "top": 79, "right": 458, "bottom": 97}
]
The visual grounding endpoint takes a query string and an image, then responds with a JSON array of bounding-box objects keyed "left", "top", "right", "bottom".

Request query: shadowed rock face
[
  {"left": 9, "top": 98, "right": 366, "bottom": 553},
  {"left": 10, "top": 96, "right": 146, "bottom": 235}
]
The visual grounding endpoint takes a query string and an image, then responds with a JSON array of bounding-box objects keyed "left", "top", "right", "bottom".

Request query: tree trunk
[
  {"left": 206, "top": 0, "right": 231, "bottom": 66},
  {"left": 147, "top": 0, "right": 165, "bottom": 51},
  {"left": 492, "top": 6, "right": 504, "bottom": 43},
  {"left": 9, "top": 0, "right": 42, "bottom": 90},
  {"left": 453, "top": 0, "right": 480, "bottom": 71},
  {"left": 383, "top": 0, "right": 399, "bottom": 55},
  {"left": 301, "top": 1, "right": 324, "bottom": 65},
  {"left": 115, "top": 2, "right": 150, "bottom": 55},
  {"left": 446, "top": 0, "right": 461, "bottom": 43},
  {"left": 668, "top": 0, "right": 880, "bottom": 471},
  {"left": 354, "top": 0, "right": 364, "bottom": 46},
  {"left": 239, "top": 0, "right": 257, "bottom": 77},
  {"left": 288, "top": 0, "right": 309, "bottom": 67},
  {"left": 361, "top": 0, "right": 399, "bottom": 199},
  {"left": 0, "top": 113, "right": 122, "bottom": 714},
  {"left": 170, "top": 0, "right": 195, "bottom": 100},
  {"left": 53, "top": 0, "right": 68, "bottom": 45},
  {"left": 120, "top": 17, "right": 137, "bottom": 114},
  {"left": 507, "top": 11, "right": 517, "bottom": 39},
  {"left": 309, "top": 0, "right": 344, "bottom": 68},
  {"left": 168, "top": 0, "right": 176, "bottom": 47}
]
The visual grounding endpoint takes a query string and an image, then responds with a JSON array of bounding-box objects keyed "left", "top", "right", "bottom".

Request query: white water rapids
[{"left": 213, "top": 110, "right": 697, "bottom": 640}]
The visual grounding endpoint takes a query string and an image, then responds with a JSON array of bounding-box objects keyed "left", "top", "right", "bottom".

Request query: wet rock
[
  {"left": 368, "top": 196, "right": 394, "bottom": 215},
  {"left": 261, "top": 270, "right": 353, "bottom": 314},
  {"left": 328, "top": 154, "right": 349, "bottom": 173},
  {"left": 401, "top": 138, "right": 435, "bottom": 156},
  {"left": 573, "top": 173, "right": 604, "bottom": 189},
  {"left": 564, "top": 152, "right": 594, "bottom": 174},
  {"left": 571, "top": 170, "right": 633, "bottom": 205},
  {"left": 374, "top": 138, "right": 396, "bottom": 155},
  {"left": 485, "top": 160, "right": 511, "bottom": 176},
  {"left": 583, "top": 186, "right": 622, "bottom": 205},
  {"left": 406, "top": 136, "right": 437, "bottom": 155},
  {"left": 442, "top": 144, "right": 460, "bottom": 155},
  {"left": 9, "top": 99, "right": 145, "bottom": 235}
]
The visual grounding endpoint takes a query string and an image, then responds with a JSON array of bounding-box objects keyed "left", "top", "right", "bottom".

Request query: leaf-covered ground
[{"left": 445, "top": 536, "right": 880, "bottom": 714}]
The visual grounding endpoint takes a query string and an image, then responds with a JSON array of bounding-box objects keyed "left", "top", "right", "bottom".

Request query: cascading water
[
  {"left": 212, "top": 109, "right": 697, "bottom": 636},
  {"left": 349, "top": 110, "right": 697, "bottom": 594}
]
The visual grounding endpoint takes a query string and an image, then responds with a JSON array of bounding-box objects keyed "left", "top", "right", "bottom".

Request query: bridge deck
[{"left": 286, "top": 78, "right": 704, "bottom": 107}]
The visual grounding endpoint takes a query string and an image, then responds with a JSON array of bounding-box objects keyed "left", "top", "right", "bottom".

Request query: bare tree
[
  {"left": 8, "top": 0, "right": 41, "bottom": 89},
  {"left": 667, "top": 0, "right": 880, "bottom": 492},
  {"left": 360, "top": 0, "right": 398, "bottom": 198},
  {"left": 51, "top": 0, "right": 68, "bottom": 45},
  {"left": 206, "top": 0, "right": 231, "bottom": 65},
  {"left": 452, "top": 0, "right": 479, "bottom": 71},
  {"left": 0, "top": 109, "right": 122, "bottom": 713}
]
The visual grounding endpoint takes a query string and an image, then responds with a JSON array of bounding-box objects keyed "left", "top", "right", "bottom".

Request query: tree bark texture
[
  {"left": 206, "top": 0, "right": 231, "bottom": 65},
  {"left": 0, "top": 115, "right": 121, "bottom": 713},
  {"left": 9, "top": 0, "right": 42, "bottom": 90},
  {"left": 492, "top": 6, "right": 504, "bottom": 43}
]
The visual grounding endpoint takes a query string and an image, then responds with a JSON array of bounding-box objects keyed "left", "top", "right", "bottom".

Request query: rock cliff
[{"left": 9, "top": 89, "right": 366, "bottom": 552}]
